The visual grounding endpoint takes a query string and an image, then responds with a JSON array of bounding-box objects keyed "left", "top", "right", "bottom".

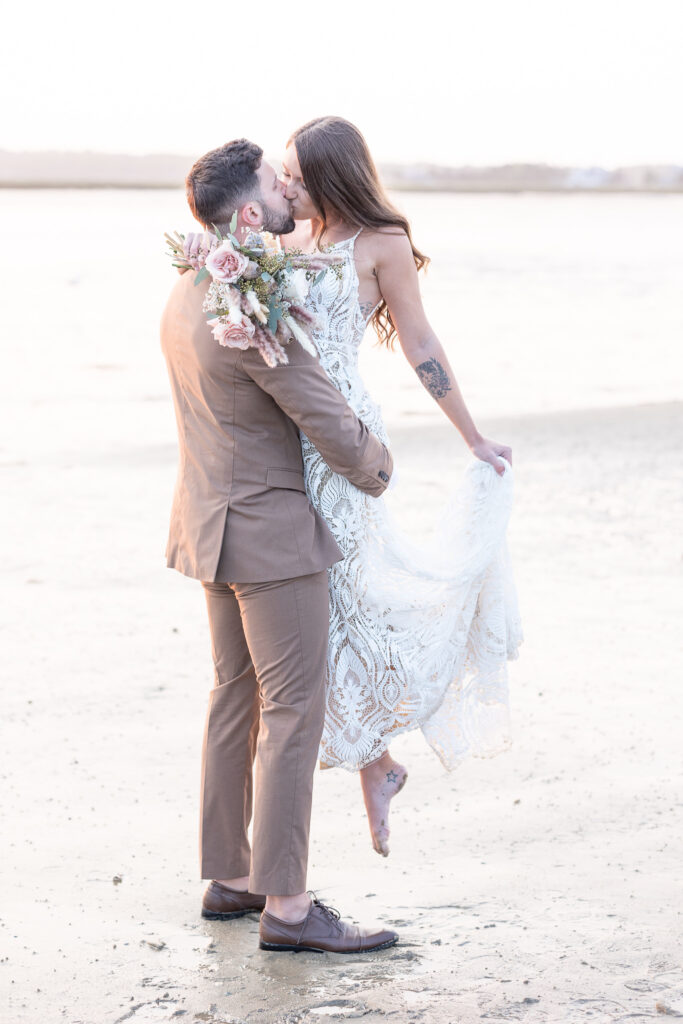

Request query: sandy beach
[
  {"left": 2, "top": 187, "right": 682, "bottom": 1023},
  {"left": 2, "top": 391, "right": 682, "bottom": 1023}
]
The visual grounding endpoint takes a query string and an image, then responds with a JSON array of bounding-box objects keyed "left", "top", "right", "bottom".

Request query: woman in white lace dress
[{"left": 281, "top": 117, "right": 522, "bottom": 856}]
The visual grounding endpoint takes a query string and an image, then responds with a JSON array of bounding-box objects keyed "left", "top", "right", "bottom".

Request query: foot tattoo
[{"left": 361, "top": 759, "right": 408, "bottom": 858}]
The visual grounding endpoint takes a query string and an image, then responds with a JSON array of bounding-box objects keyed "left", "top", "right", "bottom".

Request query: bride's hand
[{"left": 470, "top": 437, "right": 512, "bottom": 476}]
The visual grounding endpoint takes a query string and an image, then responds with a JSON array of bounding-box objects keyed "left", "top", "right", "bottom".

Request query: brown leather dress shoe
[
  {"left": 259, "top": 896, "right": 398, "bottom": 954},
  {"left": 202, "top": 880, "right": 266, "bottom": 920}
]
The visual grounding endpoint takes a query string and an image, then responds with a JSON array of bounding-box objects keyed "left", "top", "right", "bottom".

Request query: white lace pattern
[{"left": 301, "top": 233, "right": 523, "bottom": 771}]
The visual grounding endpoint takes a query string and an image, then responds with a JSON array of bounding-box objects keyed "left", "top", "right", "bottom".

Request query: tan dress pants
[{"left": 200, "top": 570, "right": 329, "bottom": 896}]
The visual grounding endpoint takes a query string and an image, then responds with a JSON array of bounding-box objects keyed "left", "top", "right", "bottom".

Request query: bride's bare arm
[{"left": 375, "top": 232, "right": 511, "bottom": 474}]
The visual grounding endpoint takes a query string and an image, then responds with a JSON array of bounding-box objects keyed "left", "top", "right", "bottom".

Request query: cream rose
[
  {"left": 205, "top": 241, "right": 250, "bottom": 283},
  {"left": 210, "top": 315, "right": 255, "bottom": 350},
  {"left": 284, "top": 267, "right": 311, "bottom": 306}
]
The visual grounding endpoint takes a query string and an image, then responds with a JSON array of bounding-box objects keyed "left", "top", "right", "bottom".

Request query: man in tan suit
[{"left": 161, "top": 140, "right": 398, "bottom": 954}]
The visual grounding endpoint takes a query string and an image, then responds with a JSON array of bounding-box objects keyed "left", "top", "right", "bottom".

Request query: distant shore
[
  {"left": 4, "top": 182, "right": 683, "bottom": 193},
  {"left": 2, "top": 149, "right": 682, "bottom": 192}
]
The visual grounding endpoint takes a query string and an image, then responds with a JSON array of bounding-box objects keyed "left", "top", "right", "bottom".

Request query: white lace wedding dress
[{"left": 301, "top": 230, "right": 522, "bottom": 772}]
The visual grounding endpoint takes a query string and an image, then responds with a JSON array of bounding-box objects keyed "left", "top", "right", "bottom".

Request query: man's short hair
[{"left": 186, "top": 139, "right": 263, "bottom": 228}]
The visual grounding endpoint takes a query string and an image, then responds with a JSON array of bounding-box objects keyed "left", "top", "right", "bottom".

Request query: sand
[{"left": 2, "top": 399, "right": 682, "bottom": 1024}]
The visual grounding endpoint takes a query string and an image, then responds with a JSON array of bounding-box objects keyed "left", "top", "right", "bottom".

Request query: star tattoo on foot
[{"left": 386, "top": 769, "right": 399, "bottom": 783}]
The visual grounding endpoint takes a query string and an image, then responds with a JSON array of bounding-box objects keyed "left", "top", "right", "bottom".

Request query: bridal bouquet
[{"left": 164, "top": 215, "right": 341, "bottom": 367}]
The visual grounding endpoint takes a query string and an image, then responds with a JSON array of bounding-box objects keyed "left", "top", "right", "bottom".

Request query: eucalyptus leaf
[
  {"left": 194, "top": 266, "right": 209, "bottom": 286},
  {"left": 268, "top": 303, "right": 282, "bottom": 335},
  {"left": 313, "top": 270, "right": 326, "bottom": 285},
  {"left": 261, "top": 271, "right": 272, "bottom": 282},
  {"left": 212, "top": 223, "right": 223, "bottom": 241},
  {"left": 230, "top": 211, "right": 238, "bottom": 233}
]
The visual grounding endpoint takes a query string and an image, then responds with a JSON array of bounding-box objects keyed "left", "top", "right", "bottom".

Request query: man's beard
[{"left": 261, "top": 203, "right": 296, "bottom": 235}]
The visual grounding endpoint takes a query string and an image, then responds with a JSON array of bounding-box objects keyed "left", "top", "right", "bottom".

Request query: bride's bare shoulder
[{"left": 361, "top": 227, "right": 413, "bottom": 266}]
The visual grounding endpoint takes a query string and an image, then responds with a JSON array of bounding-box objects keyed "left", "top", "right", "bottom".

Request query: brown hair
[
  {"left": 289, "top": 116, "right": 429, "bottom": 347},
  {"left": 186, "top": 138, "right": 263, "bottom": 228}
]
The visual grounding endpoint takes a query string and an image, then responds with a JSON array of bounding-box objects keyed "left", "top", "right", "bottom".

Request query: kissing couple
[{"left": 160, "top": 117, "right": 522, "bottom": 954}]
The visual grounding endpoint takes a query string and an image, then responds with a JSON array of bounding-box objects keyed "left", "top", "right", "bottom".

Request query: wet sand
[{"left": 2, "top": 400, "right": 682, "bottom": 1023}]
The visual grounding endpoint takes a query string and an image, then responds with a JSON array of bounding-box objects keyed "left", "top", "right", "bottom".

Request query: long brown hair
[{"left": 289, "top": 116, "right": 429, "bottom": 347}]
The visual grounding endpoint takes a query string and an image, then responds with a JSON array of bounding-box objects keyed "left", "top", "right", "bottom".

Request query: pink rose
[
  {"left": 210, "top": 315, "right": 255, "bottom": 350},
  {"left": 205, "top": 241, "right": 250, "bottom": 283}
]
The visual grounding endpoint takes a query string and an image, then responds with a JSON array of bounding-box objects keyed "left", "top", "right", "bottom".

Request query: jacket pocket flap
[{"left": 266, "top": 468, "right": 307, "bottom": 493}]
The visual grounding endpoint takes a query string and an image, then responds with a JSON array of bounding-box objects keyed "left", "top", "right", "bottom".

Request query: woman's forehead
[{"left": 284, "top": 144, "right": 301, "bottom": 173}]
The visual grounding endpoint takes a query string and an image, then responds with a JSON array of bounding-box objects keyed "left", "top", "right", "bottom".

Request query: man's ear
[{"left": 240, "top": 200, "right": 263, "bottom": 228}]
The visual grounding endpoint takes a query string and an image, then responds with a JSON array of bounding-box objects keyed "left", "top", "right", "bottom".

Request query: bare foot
[{"left": 359, "top": 751, "right": 408, "bottom": 857}]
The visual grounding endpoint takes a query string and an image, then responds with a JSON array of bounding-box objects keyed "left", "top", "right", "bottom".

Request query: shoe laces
[{"left": 307, "top": 892, "right": 343, "bottom": 933}]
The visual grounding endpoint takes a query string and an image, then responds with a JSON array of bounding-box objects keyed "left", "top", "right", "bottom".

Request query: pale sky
[{"left": 2, "top": 0, "right": 682, "bottom": 167}]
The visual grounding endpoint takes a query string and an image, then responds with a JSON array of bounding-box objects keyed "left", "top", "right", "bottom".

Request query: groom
[{"left": 161, "top": 139, "right": 398, "bottom": 953}]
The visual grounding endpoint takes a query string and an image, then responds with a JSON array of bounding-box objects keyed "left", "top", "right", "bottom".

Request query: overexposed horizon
[{"left": 2, "top": 0, "right": 682, "bottom": 168}]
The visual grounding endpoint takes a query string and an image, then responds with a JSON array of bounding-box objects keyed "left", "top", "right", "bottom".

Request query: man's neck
[
  {"left": 209, "top": 219, "right": 262, "bottom": 244},
  {"left": 235, "top": 219, "right": 259, "bottom": 244}
]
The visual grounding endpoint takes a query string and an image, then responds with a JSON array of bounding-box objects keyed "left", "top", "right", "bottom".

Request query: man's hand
[{"left": 470, "top": 437, "right": 512, "bottom": 476}]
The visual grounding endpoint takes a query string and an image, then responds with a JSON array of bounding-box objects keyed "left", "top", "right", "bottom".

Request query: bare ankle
[{"left": 265, "top": 892, "right": 312, "bottom": 923}]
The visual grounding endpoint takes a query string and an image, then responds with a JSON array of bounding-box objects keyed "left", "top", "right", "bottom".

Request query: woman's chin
[{"left": 290, "top": 206, "right": 312, "bottom": 222}]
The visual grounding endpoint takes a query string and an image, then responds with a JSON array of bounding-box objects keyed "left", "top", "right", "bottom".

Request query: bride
[{"left": 280, "top": 116, "right": 522, "bottom": 856}]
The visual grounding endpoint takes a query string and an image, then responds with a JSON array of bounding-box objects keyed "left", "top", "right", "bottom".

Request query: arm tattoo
[
  {"left": 415, "top": 357, "right": 452, "bottom": 400},
  {"left": 359, "top": 301, "right": 377, "bottom": 321}
]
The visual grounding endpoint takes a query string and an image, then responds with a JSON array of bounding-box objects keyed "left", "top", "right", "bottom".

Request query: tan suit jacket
[{"left": 161, "top": 272, "right": 393, "bottom": 583}]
